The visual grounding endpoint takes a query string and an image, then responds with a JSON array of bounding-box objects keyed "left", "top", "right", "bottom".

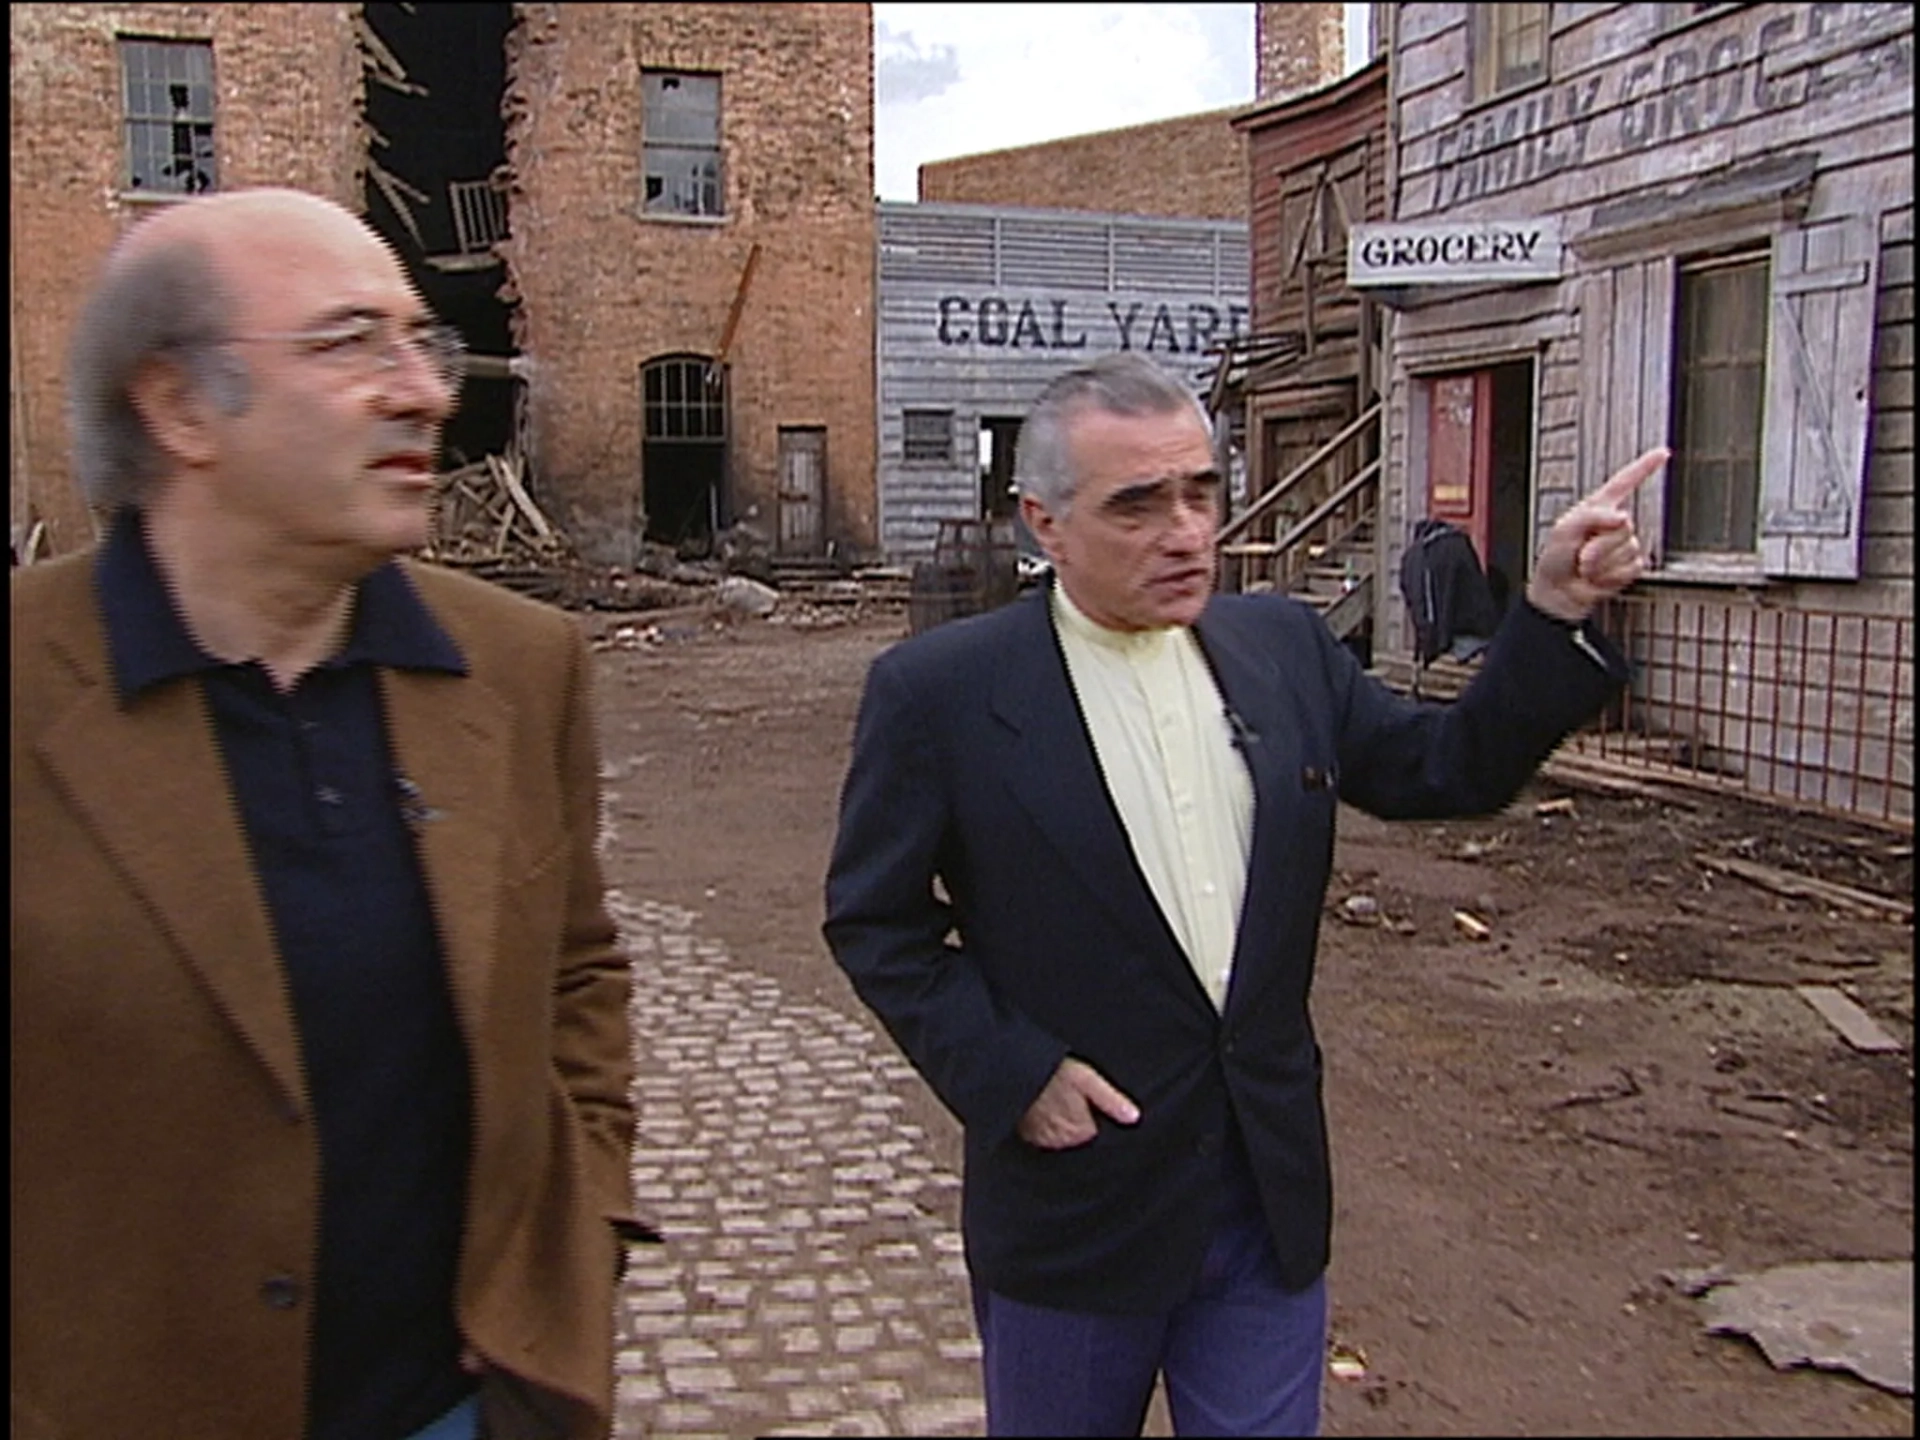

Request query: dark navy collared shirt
[{"left": 97, "top": 509, "right": 477, "bottom": 1440}]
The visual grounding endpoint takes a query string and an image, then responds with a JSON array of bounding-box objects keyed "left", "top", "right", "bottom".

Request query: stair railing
[{"left": 1218, "top": 401, "right": 1380, "bottom": 595}]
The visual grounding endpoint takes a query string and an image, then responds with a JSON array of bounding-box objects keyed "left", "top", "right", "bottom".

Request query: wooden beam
[
  {"left": 715, "top": 242, "right": 762, "bottom": 364},
  {"left": 1694, "top": 853, "right": 1912, "bottom": 923}
]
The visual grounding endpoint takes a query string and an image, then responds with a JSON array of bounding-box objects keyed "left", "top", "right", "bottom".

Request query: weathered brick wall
[
  {"left": 503, "top": 2, "right": 877, "bottom": 565},
  {"left": 1256, "top": 2, "right": 1345, "bottom": 102},
  {"left": 917, "top": 108, "right": 1248, "bottom": 222},
  {"left": 9, "top": 3, "right": 363, "bottom": 556}
]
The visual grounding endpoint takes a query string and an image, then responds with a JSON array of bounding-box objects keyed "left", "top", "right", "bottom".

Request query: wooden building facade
[
  {"left": 875, "top": 200, "right": 1248, "bottom": 562},
  {"left": 1216, "top": 60, "right": 1391, "bottom": 650},
  {"left": 1369, "top": 2, "right": 1913, "bottom": 826}
]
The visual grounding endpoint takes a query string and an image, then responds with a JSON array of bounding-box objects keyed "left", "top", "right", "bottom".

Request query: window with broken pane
[
  {"left": 642, "top": 70, "right": 723, "bottom": 218},
  {"left": 1665, "top": 250, "right": 1769, "bottom": 555},
  {"left": 120, "top": 37, "right": 217, "bottom": 194}
]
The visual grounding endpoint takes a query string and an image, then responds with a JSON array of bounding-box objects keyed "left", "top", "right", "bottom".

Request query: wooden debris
[
  {"left": 489, "top": 452, "right": 556, "bottom": 542},
  {"left": 1534, "top": 796, "right": 1576, "bottom": 816},
  {"left": 1452, "top": 909, "right": 1492, "bottom": 940},
  {"left": 1793, "top": 985, "right": 1904, "bottom": 1053},
  {"left": 1693, "top": 853, "right": 1913, "bottom": 923},
  {"left": 424, "top": 450, "right": 572, "bottom": 573},
  {"left": 1543, "top": 1066, "right": 1643, "bottom": 1112},
  {"left": 1541, "top": 752, "right": 1704, "bottom": 809}
]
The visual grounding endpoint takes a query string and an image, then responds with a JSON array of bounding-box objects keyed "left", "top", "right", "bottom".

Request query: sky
[{"left": 873, "top": 3, "right": 1371, "bottom": 202}]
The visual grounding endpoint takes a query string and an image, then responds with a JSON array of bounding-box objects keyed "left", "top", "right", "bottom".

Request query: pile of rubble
[{"left": 423, "top": 452, "right": 909, "bottom": 621}]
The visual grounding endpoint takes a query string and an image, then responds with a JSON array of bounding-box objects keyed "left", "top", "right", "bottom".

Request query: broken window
[
  {"left": 642, "top": 70, "right": 723, "bottom": 218},
  {"left": 1665, "top": 250, "right": 1769, "bottom": 556},
  {"left": 120, "top": 37, "right": 217, "bottom": 194},
  {"left": 1469, "top": 4, "right": 1548, "bottom": 101},
  {"left": 903, "top": 410, "right": 955, "bottom": 464}
]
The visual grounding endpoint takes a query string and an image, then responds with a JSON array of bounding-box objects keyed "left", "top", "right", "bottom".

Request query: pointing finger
[{"left": 1591, "top": 447, "right": 1670, "bottom": 509}]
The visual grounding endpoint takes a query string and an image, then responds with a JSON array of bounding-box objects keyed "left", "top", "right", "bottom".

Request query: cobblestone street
[{"left": 609, "top": 891, "right": 987, "bottom": 1439}]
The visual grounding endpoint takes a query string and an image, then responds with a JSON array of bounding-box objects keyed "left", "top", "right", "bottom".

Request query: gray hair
[
  {"left": 1014, "top": 351, "right": 1212, "bottom": 515},
  {"left": 66, "top": 235, "right": 250, "bottom": 513}
]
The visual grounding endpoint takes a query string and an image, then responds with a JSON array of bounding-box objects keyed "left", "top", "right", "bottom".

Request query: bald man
[{"left": 12, "top": 189, "right": 655, "bottom": 1440}]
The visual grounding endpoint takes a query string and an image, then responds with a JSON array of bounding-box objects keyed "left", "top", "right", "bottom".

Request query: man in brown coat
[{"left": 11, "top": 188, "right": 653, "bottom": 1440}]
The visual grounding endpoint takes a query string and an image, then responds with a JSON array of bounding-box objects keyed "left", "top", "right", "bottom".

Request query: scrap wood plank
[
  {"left": 489, "top": 453, "right": 556, "bottom": 543},
  {"left": 1793, "top": 985, "right": 1905, "bottom": 1053},
  {"left": 1694, "top": 852, "right": 1913, "bottom": 923},
  {"left": 1541, "top": 753, "right": 1702, "bottom": 809}
]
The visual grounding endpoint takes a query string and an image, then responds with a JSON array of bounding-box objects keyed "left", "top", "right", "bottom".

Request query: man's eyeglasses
[{"left": 215, "top": 315, "right": 468, "bottom": 387}]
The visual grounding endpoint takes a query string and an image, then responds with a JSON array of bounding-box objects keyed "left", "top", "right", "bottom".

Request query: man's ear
[
  {"left": 1020, "top": 493, "right": 1063, "bottom": 564},
  {"left": 128, "top": 354, "right": 221, "bottom": 469}
]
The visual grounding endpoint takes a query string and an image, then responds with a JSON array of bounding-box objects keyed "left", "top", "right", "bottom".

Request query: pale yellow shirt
[{"left": 1052, "top": 585, "right": 1255, "bottom": 1010}]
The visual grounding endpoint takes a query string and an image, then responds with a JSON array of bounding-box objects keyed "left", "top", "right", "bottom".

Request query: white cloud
[{"left": 873, "top": 3, "right": 1256, "bottom": 201}]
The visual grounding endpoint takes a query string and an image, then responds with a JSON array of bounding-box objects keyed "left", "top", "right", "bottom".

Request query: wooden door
[
  {"left": 777, "top": 427, "right": 825, "bottom": 556},
  {"left": 1426, "top": 371, "right": 1492, "bottom": 563}
]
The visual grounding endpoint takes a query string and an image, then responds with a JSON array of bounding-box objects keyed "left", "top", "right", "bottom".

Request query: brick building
[
  {"left": 9, "top": 4, "right": 364, "bottom": 558},
  {"left": 916, "top": 106, "right": 1250, "bottom": 222},
  {"left": 9, "top": 2, "right": 878, "bottom": 567},
  {"left": 914, "top": 3, "right": 1346, "bottom": 221}
]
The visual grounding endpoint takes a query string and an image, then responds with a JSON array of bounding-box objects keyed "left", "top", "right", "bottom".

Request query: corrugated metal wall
[{"left": 877, "top": 201, "right": 1249, "bottom": 561}]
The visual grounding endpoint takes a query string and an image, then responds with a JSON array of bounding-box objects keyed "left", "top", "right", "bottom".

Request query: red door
[{"left": 1426, "top": 372, "right": 1493, "bottom": 564}]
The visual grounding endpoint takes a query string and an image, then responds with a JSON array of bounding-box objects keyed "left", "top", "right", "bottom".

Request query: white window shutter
[{"left": 1759, "top": 219, "right": 1878, "bottom": 579}]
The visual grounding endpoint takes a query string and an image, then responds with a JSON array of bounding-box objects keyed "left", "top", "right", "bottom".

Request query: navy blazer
[{"left": 824, "top": 585, "right": 1625, "bottom": 1313}]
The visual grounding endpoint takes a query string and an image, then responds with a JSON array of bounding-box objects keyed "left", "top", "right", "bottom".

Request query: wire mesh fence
[{"left": 1575, "top": 594, "right": 1914, "bottom": 831}]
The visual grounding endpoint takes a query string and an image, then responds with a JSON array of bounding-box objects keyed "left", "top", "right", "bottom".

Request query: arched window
[{"left": 642, "top": 355, "right": 726, "bottom": 442}]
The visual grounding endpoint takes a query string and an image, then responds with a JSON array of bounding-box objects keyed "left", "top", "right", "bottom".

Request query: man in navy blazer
[{"left": 824, "top": 353, "right": 1665, "bottom": 1437}]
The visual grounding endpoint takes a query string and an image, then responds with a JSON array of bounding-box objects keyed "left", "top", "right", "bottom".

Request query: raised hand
[{"left": 1526, "top": 447, "right": 1669, "bottom": 623}]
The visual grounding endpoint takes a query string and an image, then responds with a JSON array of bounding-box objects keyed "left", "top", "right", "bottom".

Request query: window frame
[
  {"left": 641, "top": 69, "right": 724, "bottom": 221},
  {"left": 118, "top": 35, "right": 218, "bottom": 196},
  {"left": 901, "top": 409, "right": 956, "bottom": 466},
  {"left": 1468, "top": 3, "right": 1550, "bottom": 105},
  {"left": 1662, "top": 247, "right": 1771, "bottom": 563},
  {"left": 642, "top": 355, "right": 727, "bottom": 443}
]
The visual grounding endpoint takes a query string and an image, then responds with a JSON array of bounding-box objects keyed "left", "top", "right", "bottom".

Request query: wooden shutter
[
  {"left": 1759, "top": 218, "right": 1878, "bottom": 579},
  {"left": 1579, "top": 257, "right": 1674, "bottom": 550}
]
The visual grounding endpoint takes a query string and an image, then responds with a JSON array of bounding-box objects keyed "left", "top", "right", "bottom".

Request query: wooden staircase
[{"left": 1216, "top": 402, "right": 1381, "bottom": 644}]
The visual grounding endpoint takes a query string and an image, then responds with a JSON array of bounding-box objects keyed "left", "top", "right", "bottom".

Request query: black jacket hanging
[{"left": 1399, "top": 518, "right": 1503, "bottom": 666}]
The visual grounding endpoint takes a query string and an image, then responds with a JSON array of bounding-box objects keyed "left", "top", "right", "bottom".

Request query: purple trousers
[{"left": 969, "top": 1138, "right": 1327, "bottom": 1437}]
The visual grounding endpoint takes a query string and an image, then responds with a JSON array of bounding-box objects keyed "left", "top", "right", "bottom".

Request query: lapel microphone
[{"left": 1224, "top": 707, "right": 1260, "bottom": 752}]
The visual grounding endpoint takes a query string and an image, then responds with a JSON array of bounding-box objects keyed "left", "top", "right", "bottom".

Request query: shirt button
[
  {"left": 316, "top": 786, "right": 343, "bottom": 806},
  {"left": 260, "top": 1274, "right": 303, "bottom": 1310},
  {"left": 1202, "top": 881, "right": 1217, "bottom": 896}
]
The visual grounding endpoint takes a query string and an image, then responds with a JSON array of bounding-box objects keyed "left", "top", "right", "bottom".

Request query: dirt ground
[{"left": 587, "top": 598, "right": 1914, "bottom": 1437}]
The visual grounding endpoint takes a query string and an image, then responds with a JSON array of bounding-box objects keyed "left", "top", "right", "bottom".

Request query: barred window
[
  {"left": 120, "top": 37, "right": 217, "bottom": 194},
  {"left": 903, "top": 410, "right": 954, "bottom": 463}
]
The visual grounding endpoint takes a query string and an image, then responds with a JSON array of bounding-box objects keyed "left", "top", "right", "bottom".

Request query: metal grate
[
  {"left": 449, "top": 177, "right": 507, "bottom": 254},
  {"left": 1576, "top": 595, "right": 1914, "bottom": 829}
]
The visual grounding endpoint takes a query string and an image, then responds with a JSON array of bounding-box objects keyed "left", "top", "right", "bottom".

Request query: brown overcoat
[{"left": 10, "top": 548, "right": 643, "bottom": 1440}]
